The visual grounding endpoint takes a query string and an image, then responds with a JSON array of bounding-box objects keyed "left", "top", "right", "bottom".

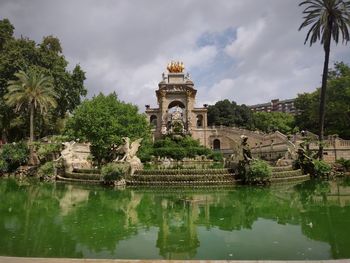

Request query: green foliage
[
  {"left": 336, "top": 158, "right": 350, "bottom": 171},
  {"left": 295, "top": 62, "right": 350, "bottom": 139},
  {"left": 313, "top": 159, "right": 332, "bottom": 178},
  {"left": 172, "top": 121, "right": 183, "bottom": 133},
  {"left": 238, "top": 159, "right": 272, "bottom": 184},
  {"left": 0, "top": 19, "right": 86, "bottom": 142},
  {"left": 299, "top": 1, "right": 350, "bottom": 158},
  {"left": 0, "top": 142, "right": 29, "bottom": 172},
  {"left": 101, "top": 163, "right": 128, "bottom": 183},
  {"left": 37, "top": 161, "right": 55, "bottom": 178},
  {"left": 253, "top": 111, "right": 295, "bottom": 134},
  {"left": 5, "top": 69, "right": 58, "bottom": 150},
  {"left": 299, "top": 0, "right": 350, "bottom": 47},
  {"left": 65, "top": 93, "right": 151, "bottom": 164},
  {"left": 5, "top": 69, "right": 58, "bottom": 113},
  {"left": 208, "top": 151, "right": 224, "bottom": 162},
  {"left": 207, "top": 99, "right": 254, "bottom": 129},
  {"left": 0, "top": 158, "right": 8, "bottom": 173},
  {"left": 149, "top": 136, "right": 219, "bottom": 161},
  {"left": 247, "top": 159, "right": 272, "bottom": 182},
  {"left": 0, "top": 19, "right": 14, "bottom": 49},
  {"left": 32, "top": 135, "right": 68, "bottom": 163}
]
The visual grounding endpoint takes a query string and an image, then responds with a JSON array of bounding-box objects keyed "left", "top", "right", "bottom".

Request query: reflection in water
[{"left": 0, "top": 179, "right": 350, "bottom": 259}]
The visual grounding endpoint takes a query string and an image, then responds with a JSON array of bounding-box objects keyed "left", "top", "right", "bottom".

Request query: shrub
[
  {"left": 0, "top": 159, "right": 9, "bottom": 173},
  {"left": 0, "top": 142, "right": 29, "bottom": 172},
  {"left": 336, "top": 158, "right": 350, "bottom": 171},
  {"left": 245, "top": 159, "right": 272, "bottom": 183},
  {"left": 101, "top": 163, "right": 128, "bottom": 183},
  {"left": 208, "top": 151, "right": 224, "bottom": 162},
  {"left": 37, "top": 161, "right": 55, "bottom": 179},
  {"left": 151, "top": 136, "right": 219, "bottom": 161},
  {"left": 34, "top": 142, "right": 62, "bottom": 163},
  {"left": 313, "top": 159, "right": 331, "bottom": 178}
]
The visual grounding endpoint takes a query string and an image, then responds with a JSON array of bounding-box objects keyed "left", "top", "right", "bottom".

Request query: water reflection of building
[
  {"left": 54, "top": 183, "right": 350, "bottom": 259},
  {"left": 156, "top": 195, "right": 212, "bottom": 259}
]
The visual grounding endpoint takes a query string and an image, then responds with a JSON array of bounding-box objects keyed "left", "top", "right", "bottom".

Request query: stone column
[
  {"left": 186, "top": 90, "right": 193, "bottom": 133},
  {"left": 159, "top": 91, "right": 168, "bottom": 135}
]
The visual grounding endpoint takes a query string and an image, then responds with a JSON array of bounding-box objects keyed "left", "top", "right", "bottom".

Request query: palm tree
[
  {"left": 299, "top": 0, "right": 350, "bottom": 159},
  {"left": 4, "top": 70, "right": 57, "bottom": 164}
]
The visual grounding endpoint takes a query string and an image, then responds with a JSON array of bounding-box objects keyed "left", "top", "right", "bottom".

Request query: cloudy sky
[{"left": 1, "top": 0, "right": 349, "bottom": 110}]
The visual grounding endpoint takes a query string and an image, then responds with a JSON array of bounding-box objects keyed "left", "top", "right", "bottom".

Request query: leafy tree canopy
[
  {"left": 65, "top": 93, "right": 151, "bottom": 164},
  {"left": 252, "top": 111, "right": 295, "bottom": 134},
  {"left": 0, "top": 18, "right": 87, "bottom": 142},
  {"left": 295, "top": 62, "right": 350, "bottom": 139},
  {"left": 207, "top": 99, "right": 254, "bottom": 128}
]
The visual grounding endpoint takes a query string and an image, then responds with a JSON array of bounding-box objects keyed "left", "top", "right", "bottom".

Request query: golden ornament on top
[{"left": 167, "top": 61, "right": 185, "bottom": 73}]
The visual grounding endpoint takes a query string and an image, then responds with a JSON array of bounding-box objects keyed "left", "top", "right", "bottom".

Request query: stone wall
[{"left": 251, "top": 136, "right": 350, "bottom": 163}]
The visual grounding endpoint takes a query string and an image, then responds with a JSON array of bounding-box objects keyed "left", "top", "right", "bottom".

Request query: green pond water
[{"left": 1, "top": 178, "right": 350, "bottom": 260}]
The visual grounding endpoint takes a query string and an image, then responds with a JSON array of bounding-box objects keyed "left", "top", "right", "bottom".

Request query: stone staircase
[
  {"left": 56, "top": 166, "right": 308, "bottom": 185},
  {"left": 57, "top": 168, "right": 102, "bottom": 184},
  {"left": 270, "top": 165, "right": 309, "bottom": 183},
  {"left": 126, "top": 168, "right": 236, "bottom": 186}
]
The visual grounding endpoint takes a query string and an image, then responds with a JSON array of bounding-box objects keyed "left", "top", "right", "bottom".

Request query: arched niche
[
  {"left": 213, "top": 139, "right": 221, "bottom": 150},
  {"left": 196, "top": 114, "right": 203, "bottom": 128},
  {"left": 168, "top": 100, "right": 185, "bottom": 109},
  {"left": 150, "top": 115, "right": 157, "bottom": 128}
]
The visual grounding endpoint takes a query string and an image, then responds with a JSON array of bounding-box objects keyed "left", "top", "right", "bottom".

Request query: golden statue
[{"left": 167, "top": 61, "right": 185, "bottom": 73}]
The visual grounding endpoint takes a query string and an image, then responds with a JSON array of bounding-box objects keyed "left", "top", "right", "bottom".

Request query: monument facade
[
  {"left": 145, "top": 61, "right": 208, "bottom": 144},
  {"left": 145, "top": 62, "right": 350, "bottom": 162}
]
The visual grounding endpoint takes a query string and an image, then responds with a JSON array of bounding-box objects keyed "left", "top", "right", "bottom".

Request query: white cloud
[
  {"left": 1, "top": 0, "right": 349, "bottom": 110},
  {"left": 225, "top": 19, "right": 266, "bottom": 58}
]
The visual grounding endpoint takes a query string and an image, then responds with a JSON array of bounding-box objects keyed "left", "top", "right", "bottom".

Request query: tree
[
  {"left": 207, "top": 99, "right": 254, "bottom": 128},
  {"left": 5, "top": 70, "right": 57, "bottom": 164},
  {"left": 0, "top": 18, "right": 14, "bottom": 50},
  {"left": 252, "top": 111, "right": 295, "bottom": 134},
  {"left": 294, "top": 92, "right": 319, "bottom": 134},
  {"left": 0, "top": 19, "right": 87, "bottom": 142},
  {"left": 65, "top": 93, "right": 151, "bottom": 164},
  {"left": 295, "top": 62, "right": 350, "bottom": 139},
  {"left": 299, "top": 0, "right": 350, "bottom": 159}
]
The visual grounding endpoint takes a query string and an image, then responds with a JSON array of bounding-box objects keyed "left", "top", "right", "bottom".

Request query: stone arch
[
  {"left": 196, "top": 114, "right": 203, "bottom": 128},
  {"left": 213, "top": 139, "right": 221, "bottom": 150},
  {"left": 168, "top": 100, "right": 185, "bottom": 109},
  {"left": 150, "top": 115, "right": 157, "bottom": 128}
]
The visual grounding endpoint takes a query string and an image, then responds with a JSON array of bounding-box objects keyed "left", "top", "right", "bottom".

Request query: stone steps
[
  {"left": 56, "top": 175, "right": 101, "bottom": 184},
  {"left": 64, "top": 171, "right": 101, "bottom": 180},
  {"left": 126, "top": 179, "right": 236, "bottom": 186},
  {"left": 72, "top": 168, "right": 101, "bottom": 174},
  {"left": 135, "top": 168, "right": 233, "bottom": 176},
  {"left": 57, "top": 166, "right": 306, "bottom": 185},
  {"left": 271, "top": 169, "right": 303, "bottom": 178},
  {"left": 271, "top": 165, "right": 294, "bottom": 172},
  {"left": 270, "top": 174, "right": 310, "bottom": 183}
]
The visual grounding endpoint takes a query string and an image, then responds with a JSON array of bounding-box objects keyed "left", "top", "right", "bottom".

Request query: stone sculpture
[
  {"left": 113, "top": 137, "right": 143, "bottom": 175},
  {"left": 57, "top": 141, "right": 92, "bottom": 172},
  {"left": 241, "top": 135, "right": 253, "bottom": 162},
  {"left": 276, "top": 142, "right": 298, "bottom": 167}
]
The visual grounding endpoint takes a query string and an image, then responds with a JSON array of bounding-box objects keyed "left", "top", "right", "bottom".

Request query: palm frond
[
  {"left": 5, "top": 69, "right": 57, "bottom": 114},
  {"left": 299, "top": 0, "right": 350, "bottom": 47}
]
